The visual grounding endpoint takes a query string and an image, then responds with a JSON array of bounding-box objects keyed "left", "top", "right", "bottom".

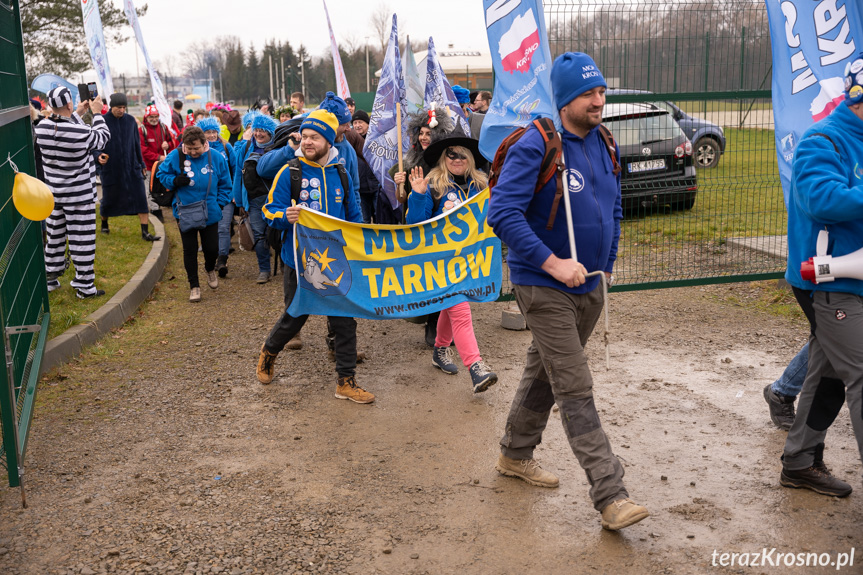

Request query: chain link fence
[{"left": 503, "top": 0, "right": 784, "bottom": 294}]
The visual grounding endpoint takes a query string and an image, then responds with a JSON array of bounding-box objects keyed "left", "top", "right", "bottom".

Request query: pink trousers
[{"left": 435, "top": 302, "right": 482, "bottom": 367}]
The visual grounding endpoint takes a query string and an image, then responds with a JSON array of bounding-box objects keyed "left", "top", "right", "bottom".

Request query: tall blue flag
[
  {"left": 479, "top": 0, "right": 559, "bottom": 162},
  {"left": 31, "top": 74, "right": 80, "bottom": 104},
  {"left": 765, "top": 0, "right": 863, "bottom": 206},
  {"left": 363, "top": 14, "right": 408, "bottom": 210},
  {"left": 424, "top": 37, "right": 471, "bottom": 135}
]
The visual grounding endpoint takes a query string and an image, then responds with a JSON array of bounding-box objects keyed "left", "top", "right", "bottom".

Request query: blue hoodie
[
  {"left": 231, "top": 138, "right": 270, "bottom": 209},
  {"left": 487, "top": 123, "right": 622, "bottom": 294},
  {"left": 785, "top": 102, "right": 863, "bottom": 296},
  {"left": 209, "top": 139, "right": 236, "bottom": 185},
  {"left": 263, "top": 146, "right": 363, "bottom": 268},
  {"left": 257, "top": 137, "right": 361, "bottom": 216},
  {"left": 156, "top": 147, "right": 232, "bottom": 226}
]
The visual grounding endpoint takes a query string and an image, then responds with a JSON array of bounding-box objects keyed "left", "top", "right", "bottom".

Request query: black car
[{"left": 602, "top": 102, "right": 698, "bottom": 211}]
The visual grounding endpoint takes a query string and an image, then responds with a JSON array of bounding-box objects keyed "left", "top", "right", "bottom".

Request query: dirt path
[{"left": 0, "top": 233, "right": 860, "bottom": 575}]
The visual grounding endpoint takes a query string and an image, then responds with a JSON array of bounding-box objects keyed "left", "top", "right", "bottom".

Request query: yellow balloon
[{"left": 12, "top": 172, "right": 54, "bottom": 221}]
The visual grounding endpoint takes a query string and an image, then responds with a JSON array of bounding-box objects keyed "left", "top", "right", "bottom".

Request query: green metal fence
[
  {"left": 504, "top": 0, "right": 784, "bottom": 293},
  {"left": 0, "top": 0, "right": 49, "bottom": 506}
]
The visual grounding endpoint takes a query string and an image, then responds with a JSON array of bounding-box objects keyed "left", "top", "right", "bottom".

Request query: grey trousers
[
  {"left": 501, "top": 283, "right": 627, "bottom": 511},
  {"left": 784, "top": 291, "right": 863, "bottom": 471}
]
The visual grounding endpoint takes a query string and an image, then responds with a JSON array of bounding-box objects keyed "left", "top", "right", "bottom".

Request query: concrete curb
[{"left": 40, "top": 216, "right": 170, "bottom": 375}]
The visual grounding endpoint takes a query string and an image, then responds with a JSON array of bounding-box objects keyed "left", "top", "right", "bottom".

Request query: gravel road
[{"left": 0, "top": 230, "right": 859, "bottom": 575}]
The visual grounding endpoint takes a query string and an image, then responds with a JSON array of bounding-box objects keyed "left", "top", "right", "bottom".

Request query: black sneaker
[
  {"left": 101, "top": 226, "right": 109, "bottom": 235},
  {"left": 763, "top": 384, "right": 795, "bottom": 430},
  {"left": 780, "top": 465, "right": 852, "bottom": 497},
  {"left": 142, "top": 231, "right": 161, "bottom": 241},
  {"left": 47, "top": 279, "right": 60, "bottom": 292},
  {"left": 432, "top": 346, "right": 459, "bottom": 375},
  {"left": 76, "top": 289, "right": 106, "bottom": 300},
  {"left": 469, "top": 360, "right": 498, "bottom": 393}
]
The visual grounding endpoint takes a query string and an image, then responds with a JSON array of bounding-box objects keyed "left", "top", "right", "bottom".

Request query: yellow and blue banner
[{"left": 288, "top": 190, "right": 502, "bottom": 319}]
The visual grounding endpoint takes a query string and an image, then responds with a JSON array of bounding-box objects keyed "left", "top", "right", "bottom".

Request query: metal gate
[
  {"left": 0, "top": 0, "right": 49, "bottom": 505},
  {"left": 527, "top": 0, "right": 784, "bottom": 292}
]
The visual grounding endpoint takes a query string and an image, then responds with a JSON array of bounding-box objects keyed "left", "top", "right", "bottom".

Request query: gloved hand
[{"left": 174, "top": 174, "right": 191, "bottom": 187}]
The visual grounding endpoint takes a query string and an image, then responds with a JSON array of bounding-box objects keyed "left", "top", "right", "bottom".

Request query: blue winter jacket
[
  {"left": 156, "top": 147, "right": 232, "bottom": 227},
  {"left": 405, "top": 177, "right": 484, "bottom": 224},
  {"left": 231, "top": 138, "right": 269, "bottom": 209},
  {"left": 785, "top": 102, "right": 863, "bottom": 297},
  {"left": 263, "top": 147, "right": 363, "bottom": 268},
  {"left": 210, "top": 139, "right": 236, "bottom": 186},
  {"left": 487, "top": 123, "right": 622, "bottom": 294}
]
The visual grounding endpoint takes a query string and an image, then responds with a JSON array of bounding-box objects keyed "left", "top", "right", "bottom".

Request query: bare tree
[{"left": 369, "top": 3, "right": 393, "bottom": 55}]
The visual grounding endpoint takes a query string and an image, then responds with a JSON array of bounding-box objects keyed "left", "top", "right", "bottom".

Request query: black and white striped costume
[{"left": 34, "top": 103, "right": 110, "bottom": 296}]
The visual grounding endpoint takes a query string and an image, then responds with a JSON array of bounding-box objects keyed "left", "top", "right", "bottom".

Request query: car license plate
[{"left": 628, "top": 159, "right": 666, "bottom": 173}]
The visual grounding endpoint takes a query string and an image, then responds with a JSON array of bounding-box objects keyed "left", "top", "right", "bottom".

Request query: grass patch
[
  {"left": 675, "top": 99, "right": 773, "bottom": 114},
  {"left": 621, "top": 127, "right": 784, "bottom": 244},
  {"left": 46, "top": 213, "right": 152, "bottom": 340},
  {"left": 711, "top": 280, "right": 806, "bottom": 323}
]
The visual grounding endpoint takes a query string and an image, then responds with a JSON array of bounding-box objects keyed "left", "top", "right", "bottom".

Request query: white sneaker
[
  {"left": 189, "top": 287, "right": 201, "bottom": 302},
  {"left": 207, "top": 270, "right": 218, "bottom": 289}
]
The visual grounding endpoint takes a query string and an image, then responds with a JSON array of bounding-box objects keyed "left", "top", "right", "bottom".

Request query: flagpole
[{"left": 396, "top": 102, "right": 405, "bottom": 204}]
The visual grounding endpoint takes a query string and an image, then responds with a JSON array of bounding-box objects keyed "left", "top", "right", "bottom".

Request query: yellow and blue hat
[
  {"left": 844, "top": 52, "right": 863, "bottom": 104},
  {"left": 300, "top": 110, "right": 338, "bottom": 145}
]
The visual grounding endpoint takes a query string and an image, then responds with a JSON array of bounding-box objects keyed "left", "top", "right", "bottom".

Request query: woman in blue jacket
[
  {"left": 406, "top": 136, "right": 498, "bottom": 393},
  {"left": 157, "top": 126, "right": 232, "bottom": 302}
]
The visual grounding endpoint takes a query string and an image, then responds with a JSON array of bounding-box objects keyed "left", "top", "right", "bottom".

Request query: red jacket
[{"left": 139, "top": 122, "right": 177, "bottom": 171}]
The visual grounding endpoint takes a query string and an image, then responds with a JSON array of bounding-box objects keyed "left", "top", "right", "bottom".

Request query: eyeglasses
[{"left": 445, "top": 150, "right": 468, "bottom": 161}]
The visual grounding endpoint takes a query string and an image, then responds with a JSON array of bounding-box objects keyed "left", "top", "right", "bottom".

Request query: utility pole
[
  {"left": 365, "top": 37, "right": 370, "bottom": 92},
  {"left": 269, "top": 54, "right": 274, "bottom": 101},
  {"left": 208, "top": 66, "right": 213, "bottom": 101},
  {"left": 280, "top": 56, "right": 285, "bottom": 104},
  {"left": 300, "top": 56, "right": 305, "bottom": 99},
  {"left": 219, "top": 73, "right": 224, "bottom": 103}
]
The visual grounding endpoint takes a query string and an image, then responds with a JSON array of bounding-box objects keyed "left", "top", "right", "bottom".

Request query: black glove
[{"left": 174, "top": 174, "right": 191, "bottom": 187}]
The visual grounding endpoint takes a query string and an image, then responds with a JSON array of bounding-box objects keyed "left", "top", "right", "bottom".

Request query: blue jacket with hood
[
  {"left": 156, "top": 146, "right": 232, "bottom": 227},
  {"left": 785, "top": 102, "right": 863, "bottom": 297},
  {"left": 263, "top": 146, "right": 363, "bottom": 268},
  {"left": 487, "top": 123, "right": 622, "bottom": 294}
]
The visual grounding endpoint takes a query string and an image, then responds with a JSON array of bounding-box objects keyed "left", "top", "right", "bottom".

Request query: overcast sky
[{"left": 106, "top": 0, "right": 489, "bottom": 77}]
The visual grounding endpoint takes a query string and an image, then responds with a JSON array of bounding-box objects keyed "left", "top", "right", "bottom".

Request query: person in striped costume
[{"left": 34, "top": 86, "right": 110, "bottom": 298}]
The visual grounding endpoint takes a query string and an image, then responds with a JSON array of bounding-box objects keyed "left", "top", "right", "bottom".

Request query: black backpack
[
  {"left": 265, "top": 158, "right": 350, "bottom": 254},
  {"left": 150, "top": 147, "right": 186, "bottom": 207}
]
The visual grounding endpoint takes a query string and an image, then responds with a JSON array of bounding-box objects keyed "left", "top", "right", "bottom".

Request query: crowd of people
[{"left": 26, "top": 47, "right": 863, "bottom": 533}]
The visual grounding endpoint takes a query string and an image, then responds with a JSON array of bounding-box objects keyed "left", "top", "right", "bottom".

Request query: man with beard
[
  {"left": 487, "top": 52, "right": 648, "bottom": 531},
  {"left": 257, "top": 110, "right": 372, "bottom": 405},
  {"left": 97, "top": 93, "right": 161, "bottom": 241}
]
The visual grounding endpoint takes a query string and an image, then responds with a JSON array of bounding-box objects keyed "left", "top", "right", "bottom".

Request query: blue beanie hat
[
  {"left": 242, "top": 110, "right": 260, "bottom": 129},
  {"left": 451, "top": 85, "right": 470, "bottom": 104},
  {"left": 251, "top": 113, "right": 278, "bottom": 135},
  {"left": 197, "top": 117, "right": 220, "bottom": 133},
  {"left": 300, "top": 110, "right": 338, "bottom": 146},
  {"left": 844, "top": 52, "right": 863, "bottom": 104},
  {"left": 551, "top": 52, "right": 607, "bottom": 110},
  {"left": 317, "top": 91, "right": 351, "bottom": 125}
]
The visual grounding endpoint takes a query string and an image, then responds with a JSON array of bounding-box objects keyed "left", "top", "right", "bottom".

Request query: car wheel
[{"left": 694, "top": 137, "right": 720, "bottom": 169}]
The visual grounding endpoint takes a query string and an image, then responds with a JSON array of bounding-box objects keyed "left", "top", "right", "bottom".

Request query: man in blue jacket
[
  {"left": 779, "top": 55, "right": 863, "bottom": 498},
  {"left": 256, "top": 110, "right": 373, "bottom": 405},
  {"left": 487, "top": 52, "right": 648, "bottom": 531}
]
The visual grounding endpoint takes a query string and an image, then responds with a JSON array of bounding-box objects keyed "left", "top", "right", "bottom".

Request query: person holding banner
[
  {"left": 406, "top": 135, "right": 498, "bottom": 393},
  {"left": 257, "top": 110, "right": 373, "bottom": 405},
  {"left": 487, "top": 53, "right": 648, "bottom": 531},
  {"left": 778, "top": 56, "right": 863, "bottom": 498}
]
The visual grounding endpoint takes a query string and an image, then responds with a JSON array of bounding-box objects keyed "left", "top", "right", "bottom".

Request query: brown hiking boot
[
  {"left": 335, "top": 376, "right": 375, "bottom": 404},
  {"left": 601, "top": 498, "right": 650, "bottom": 530},
  {"left": 495, "top": 454, "right": 559, "bottom": 488},
  {"left": 286, "top": 335, "right": 303, "bottom": 350},
  {"left": 780, "top": 465, "right": 852, "bottom": 497},
  {"left": 256, "top": 346, "right": 278, "bottom": 384}
]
